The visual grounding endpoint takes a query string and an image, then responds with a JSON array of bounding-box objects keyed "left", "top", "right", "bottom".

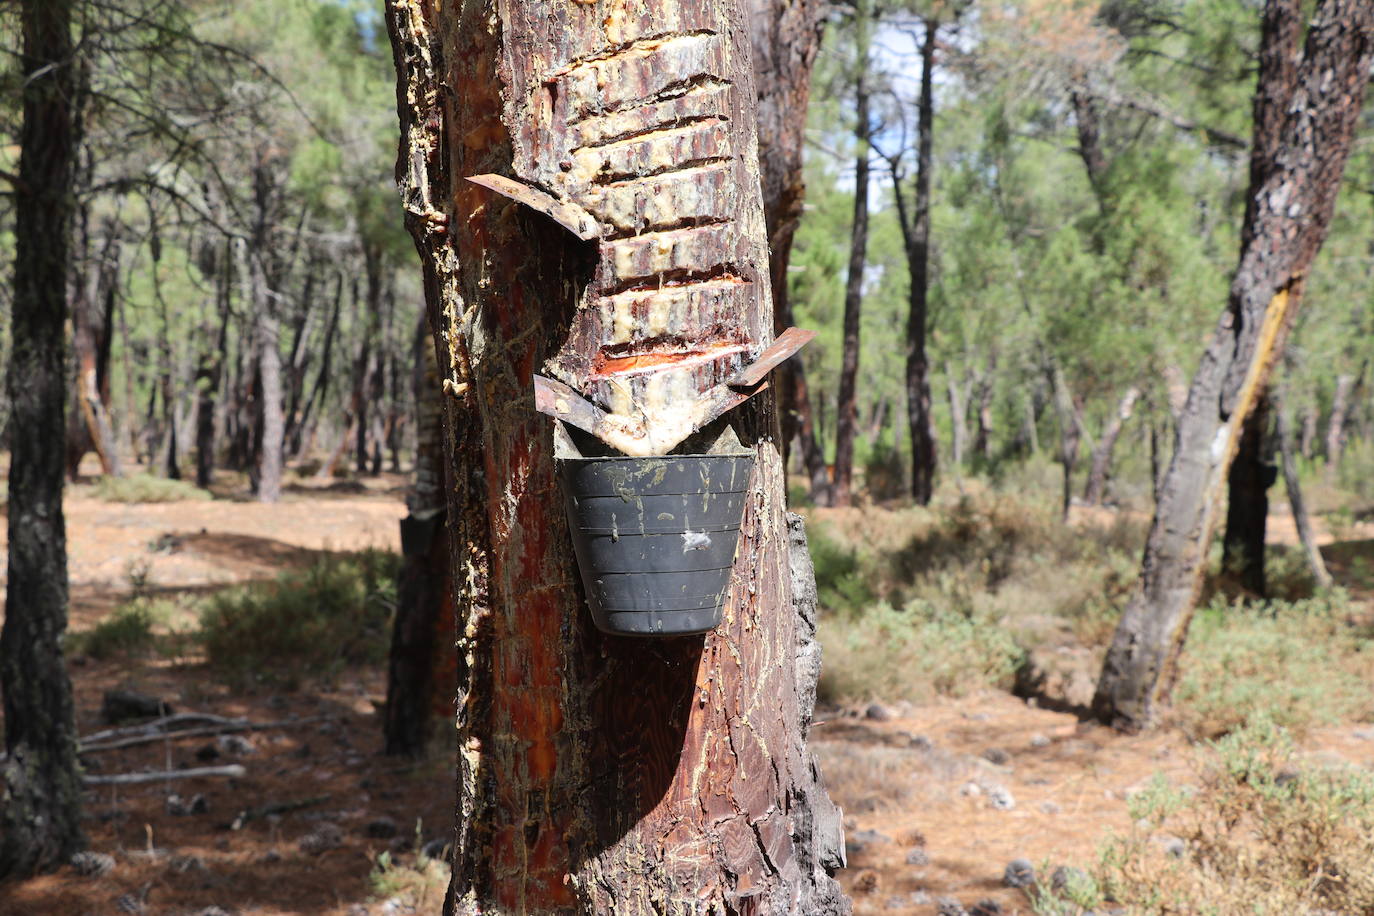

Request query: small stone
[
  {"left": 115, "top": 893, "right": 146, "bottom": 914},
  {"left": 883, "top": 896, "right": 908, "bottom": 911},
  {"left": 982, "top": 748, "right": 1011, "bottom": 766},
  {"left": 1352, "top": 727, "right": 1374, "bottom": 741},
  {"left": 166, "top": 793, "right": 208, "bottom": 816},
  {"left": 216, "top": 734, "right": 255, "bottom": 756},
  {"left": 987, "top": 785, "right": 1015, "bottom": 811},
  {"left": 169, "top": 854, "right": 205, "bottom": 873},
  {"left": 194, "top": 908, "right": 233, "bottom": 916},
  {"left": 1039, "top": 801, "right": 1062, "bottom": 815},
  {"left": 70, "top": 851, "right": 116, "bottom": 877},
  {"left": 903, "top": 732, "right": 934, "bottom": 751},
  {"left": 864, "top": 703, "right": 895, "bottom": 722},
  {"left": 905, "top": 847, "right": 930, "bottom": 866},
  {"left": 345, "top": 906, "right": 370, "bottom": 916},
  {"left": 1003, "top": 858, "right": 1036, "bottom": 888},
  {"left": 909, "top": 890, "right": 932, "bottom": 905},
  {"left": 970, "top": 901, "right": 1004, "bottom": 916},
  {"left": 365, "top": 816, "right": 399, "bottom": 839},
  {"left": 960, "top": 782, "right": 982, "bottom": 797},
  {"left": 846, "top": 828, "right": 892, "bottom": 858},
  {"left": 1030, "top": 734, "right": 1051, "bottom": 748},
  {"left": 937, "top": 897, "right": 968, "bottom": 916},
  {"left": 1162, "top": 836, "right": 1186, "bottom": 858},
  {"left": 299, "top": 822, "right": 345, "bottom": 855}
]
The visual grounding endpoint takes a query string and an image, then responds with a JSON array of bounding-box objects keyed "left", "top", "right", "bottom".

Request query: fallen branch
[
  {"left": 84, "top": 765, "right": 246, "bottom": 786},
  {"left": 81, "top": 712, "right": 249, "bottom": 746},
  {"left": 80, "top": 715, "right": 336, "bottom": 753},
  {"left": 226, "top": 795, "right": 330, "bottom": 830}
]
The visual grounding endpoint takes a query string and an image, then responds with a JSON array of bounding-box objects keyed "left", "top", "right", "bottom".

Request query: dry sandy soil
[{"left": 1, "top": 475, "right": 1372, "bottom": 915}]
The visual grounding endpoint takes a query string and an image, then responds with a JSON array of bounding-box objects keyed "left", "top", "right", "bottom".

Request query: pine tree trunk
[
  {"left": 1277, "top": 392, "right": 1331, "bottom": 588},
  {"left": 385, "top": 324, "right": 453, "bottom": 756},
  {"left": 946, "top": 368, "right": 967, "bottom": 473},
  {"left": 385, "top": 0, "right": 848, "bottom": 910},
  {"left": 251, "top": 246, "right": 284, "bottom": 502},
  {"left": 903, "top": 18, "right": 938, "bottom": 506},
  {"left": 747, "top": 0, "right": 830, "bottom": 505},
  {"left": 1325, "top": 372, "right": 1354, "bottom": 469},
  {"left": 1082, "top": 386, "right": 1140, "bottom": 505},
  {"left": 1222, "top": 391, "right": 1273, "bottom": 596},
  {"left": 1, "top": 0, "right": 86, "bottom": 878},
  {"left": 832, "top": 0, "right": 872, "bottom": 508},
  {"left": 1093, "top": 0, "right": 1373, "bottom": 731}
]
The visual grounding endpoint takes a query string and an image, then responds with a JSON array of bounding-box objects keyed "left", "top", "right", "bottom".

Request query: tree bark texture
[
  {"left": 385, "top": 1, "right": 848, "bottom": 911},
  {"left": 831, "top": 0, "right": 872, "bottom": 508},
  {"left": 1, "top": 0, "right": 87, "bottom": 879},
  {"left": 746, "top": 0, "right": 830, "bottom": 504},
  {"left": 1325, "top": 371, "right": 1355, "bottom": 469},
  {"left": 1092, "top": 0, "right": 1374, "bottom": 731},
  {"left": 902, "top": 18, "right": 938, "bottom": 506}
]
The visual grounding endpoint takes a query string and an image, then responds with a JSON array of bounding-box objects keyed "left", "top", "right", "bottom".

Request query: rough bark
[
  {"left": 1, "top": 0, "right": 87, "bottom": 878},
  {"left": 69, "top": 217, "right": 122, "bottom": 478},
  {"left": 1221, "top": 391, "right": 1273, "bottom": 596},
  {"left": 250, "top": 246, "right": 283, "bottom": 503},
  {"left": 831, "top": 0, "right": 872, "bottom": 508},
  {"left": 747, "top": 0, "right": 830, "bottom": 504},
  {"left": 1082, "top": 386, "right": 1140, "bottom": 505},
  {"left": 385, "top": 0, "right": 848, "bottom": 910},
  {"left": 1093, "top": 0, "right": 1374, "bottom": 731},
  {"left": 1071, "top": 88, "right": 1109, "bottom": 214}
]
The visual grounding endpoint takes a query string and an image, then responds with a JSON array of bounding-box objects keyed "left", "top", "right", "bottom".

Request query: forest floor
[{"left": 1, "top": 470, "right": 1373, "bottom": 915}]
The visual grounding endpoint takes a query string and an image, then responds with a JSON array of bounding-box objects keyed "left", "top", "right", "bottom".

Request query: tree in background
[
  {"left": 1093, "top": 0, "right": 1374, "bottom": 732},
  {"left": 0, "top": 0, "right": 86, "bottom": 878}
]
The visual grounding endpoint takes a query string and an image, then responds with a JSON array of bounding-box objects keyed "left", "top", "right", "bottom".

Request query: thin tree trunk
[
  {"left": 900, "top": 17, "right": 938, "bottom": 505},
  {"left": 385, "top": 0, "right": 848, "bottom": 909},
  {"left": 1093, "top": 0, "right": 1373, "bottom": 731},
  {"left": 747, "top": 0, "right": 829, "bottom": 505},
  {"left": 293, "top": 271, "right": 343, "bottom": 460},
  {"left": 1, "top": 0, "right": 86, "bottom": 878},
  {"left": 832, "top": 0, "right": 872, "bottom": 508},
  {"left": 1325, "top": 371, "right": 1355, "bottom": 469},
  {"left": 946, "top": 367, "right": 967, "bottom": 473},
  {"left": 1278, "top": 392, "right": 1332, "bottom": 587},
  {"left": 1222, "top": 391, "right": 1272, "bottom": 596},
  {"left": 1082, "top": 386, "right": 1140, "bottom": 505},
  {"left": 1299, "top": 399, "right": 1317, "bottom": 459},
  {"left": 250, "top": 245, "right": 283, "bottom": 502},
  {"left": 384, "top": 322, "right": 453, "bottom": 756}
]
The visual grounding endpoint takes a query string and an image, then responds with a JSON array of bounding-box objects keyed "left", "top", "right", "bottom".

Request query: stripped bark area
[
  {"left": 1092, "top": 0, "right": 1374, "bottom": 731},
  {"left": 384, "top": 0, "right": 847, "bottom": 911}
]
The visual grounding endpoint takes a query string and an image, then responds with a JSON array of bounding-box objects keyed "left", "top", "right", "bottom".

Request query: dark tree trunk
[
  {"left": 1082, "top": 386, "right": 1140, "bottom": 505},
  {"left": 831, "top": 0, "right": 872, "bottom": 508},
  {"left": 900, "top": 18, "right": 938, "bottom": 505},
  {"left": 385, "top": 324, "right": 454, "bottom": 756},
  {"left": 293, "top": 272, "right": 343, "bottom": 459},
  {"left": 747, "top": 0, "right": 829, "bottom": 505},
  {"left": 1222, "top": 391, "right": 1273, "bottom": 596},
  {"left": 70, "top": 219, "right": 122, "bottom": 479},
  {"left": 1, "top": 0, "right": 86, "bottom": 879},
  {"left": 1093, "top": 0, "right": 1373, "bottom": 731},
  {"left": 1071, "top": 88, "right": 1109, "bottom": 213},
  {"left": 385, "top": 0, "right": 848, "bottom": 909}
]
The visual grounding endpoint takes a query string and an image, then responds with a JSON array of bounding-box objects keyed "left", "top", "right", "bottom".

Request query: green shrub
[
  {"left": 94, "top": 473, "right": 212, "bottom": 503},
  {"left": 1172, "top": 592, "right": 1374, "bottom": 740},
  {"left": 69, "top": 598, "right": 176, "bottom": 660},
  {"left": 819, "top": 599, "right": 1025, "bottom": 704},
  {"left": 1034, "top": 716, "right": 1374, "bottom": 914},
  {"left": 198, "top": 549, "right": 400, "bottom": 689},
  {"left": 808, "top": 522, "right": 876, "bottom": 616}
]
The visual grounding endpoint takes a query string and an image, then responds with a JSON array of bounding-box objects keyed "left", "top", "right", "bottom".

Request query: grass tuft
[{"left": 94, "top": 473, "right": 212, "bottom": 503}]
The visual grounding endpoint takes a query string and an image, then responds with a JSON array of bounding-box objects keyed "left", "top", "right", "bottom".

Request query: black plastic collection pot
[{"left": 558, "top": 452, "right": 755, "bottom": 636}]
